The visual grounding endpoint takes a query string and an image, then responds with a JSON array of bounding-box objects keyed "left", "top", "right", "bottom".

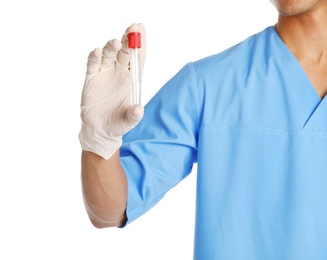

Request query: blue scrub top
[{"left": 120, "top": 26, "right": 327, "bottom": 259}]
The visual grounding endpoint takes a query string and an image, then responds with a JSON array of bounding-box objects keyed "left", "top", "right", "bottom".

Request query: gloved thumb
[{"left": 125, "top": 105, "right": 144, "bottom": 126}]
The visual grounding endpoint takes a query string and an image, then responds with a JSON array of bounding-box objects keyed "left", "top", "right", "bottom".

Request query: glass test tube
[{"left": 128, "top": 32, "right": 142, "bottom": 105}]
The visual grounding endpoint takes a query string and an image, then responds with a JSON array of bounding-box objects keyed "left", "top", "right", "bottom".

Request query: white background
[{"left": 0, "top": 1, "right": 277, "bottom": 259}]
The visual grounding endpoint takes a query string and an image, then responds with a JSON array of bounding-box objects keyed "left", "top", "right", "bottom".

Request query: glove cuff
[{"left": 79, "top": 124, "right": 122, "bottom": 160}]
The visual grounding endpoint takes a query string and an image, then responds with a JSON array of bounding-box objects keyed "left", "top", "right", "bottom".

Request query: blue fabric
[{"left": 120, "top": 26, "right": 327, "bottom": 259}]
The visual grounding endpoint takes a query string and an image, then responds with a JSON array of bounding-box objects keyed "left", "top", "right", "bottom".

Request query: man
[{"left": 79, "top": 0, "right": 327, "bottom": 258}]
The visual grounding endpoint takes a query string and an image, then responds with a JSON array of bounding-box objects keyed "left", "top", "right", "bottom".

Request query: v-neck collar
[
  {"left": 269, "top": 26, "right": 327, "bottom": 132},
  {"left": 270, "top": 26, "right": 323, "bottom": 102},
  {"left": 301, "top": 97, "right": 327, "bottom": 132}
]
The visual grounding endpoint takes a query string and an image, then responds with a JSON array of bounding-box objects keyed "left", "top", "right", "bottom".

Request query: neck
[
  {"left": 275, "top": 8, "right": 327, "bottom": 64},
  {"left": 274, "top": 5, "right": 327, "bottom": 99}
]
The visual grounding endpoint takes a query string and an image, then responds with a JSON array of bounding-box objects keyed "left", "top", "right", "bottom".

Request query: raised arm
[{"left": 79, "top": 24, "right": 146, "bottom": 228}]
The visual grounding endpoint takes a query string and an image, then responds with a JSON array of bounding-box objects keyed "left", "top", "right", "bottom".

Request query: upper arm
[{"left": 120, "top": 63, "right": 201, "bottom": 226}]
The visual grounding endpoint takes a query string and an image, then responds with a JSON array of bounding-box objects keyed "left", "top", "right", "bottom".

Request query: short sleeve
[{"left": 120, "top": 62, "right": 200, "bottom": 226}]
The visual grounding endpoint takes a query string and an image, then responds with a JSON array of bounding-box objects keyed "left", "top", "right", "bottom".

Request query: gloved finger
[
  {"left": 86, "top": 48, "right": 102, "bottom": 75},
  {"left": 101, "top": 39, "right": 122, "bottom": 69},
  {"left": 117, "top": 23, "right": 146, "bottom": 68},
  {"left": 116, "top": 32, "right": 130, "bottom": 67}
]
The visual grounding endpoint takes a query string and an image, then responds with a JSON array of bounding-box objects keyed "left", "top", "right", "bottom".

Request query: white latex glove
[{"left": 79, "top": 23, "right": 146, "bottom": 159}]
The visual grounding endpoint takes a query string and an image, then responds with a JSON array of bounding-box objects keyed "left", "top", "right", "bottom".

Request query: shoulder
[{"left": 192, "top": 26, "right": 276, "bottom": 76}]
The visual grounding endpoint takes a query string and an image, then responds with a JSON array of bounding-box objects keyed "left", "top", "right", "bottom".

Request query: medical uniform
[{"left": 120, "top": 26, "right": 327, "bottom": 259}]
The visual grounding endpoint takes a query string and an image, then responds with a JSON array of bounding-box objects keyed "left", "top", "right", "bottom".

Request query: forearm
[{"left": 81, "top": 150, "right": 127, "bottom": 228}]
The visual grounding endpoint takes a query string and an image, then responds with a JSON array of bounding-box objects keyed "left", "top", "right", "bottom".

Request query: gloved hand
[{"left": 79, "top": 23, "right": 146, "bottom": 159}]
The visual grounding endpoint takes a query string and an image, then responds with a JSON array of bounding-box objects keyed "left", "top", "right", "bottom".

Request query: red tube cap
[{"left": 128, "top": 32, "right": 141, "bottom": 48}]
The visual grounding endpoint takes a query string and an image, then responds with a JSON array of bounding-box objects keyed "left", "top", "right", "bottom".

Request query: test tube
[{"left": 128, "top": 32, "right": 142, "bottom": 105}]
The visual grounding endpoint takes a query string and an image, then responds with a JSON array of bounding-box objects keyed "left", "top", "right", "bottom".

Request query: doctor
[{"left": 79, "top": 0, "right": 327, "bottom": 259}]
